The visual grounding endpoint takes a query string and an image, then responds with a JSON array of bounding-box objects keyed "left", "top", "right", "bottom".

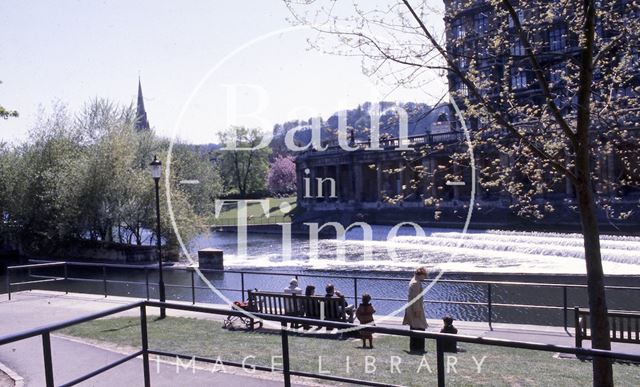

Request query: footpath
[
  {"left": 0, "top": 291, "right": 307, "bottom": 387},
  {"left": 0, "top": 290, "right": 638, "bottom": 386}
]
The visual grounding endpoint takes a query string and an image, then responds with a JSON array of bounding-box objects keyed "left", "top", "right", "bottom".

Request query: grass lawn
[
  {"left": 213, "top": 196, "right": 297, "bottom": 225},
  {"left": 61, "top": 316, "right": 640, "bottom": 387}
]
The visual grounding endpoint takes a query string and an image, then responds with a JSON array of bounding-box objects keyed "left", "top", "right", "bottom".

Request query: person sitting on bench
[
  {"left": 284, "top": 278, "right": 302, "bottom": 295},
  {"left": 324, "top": 284, "right": 354, "bottom": 322},
  {"left": 302, "top": 285, "right": 318, "bottom": 329},
  {"left": 283, "top": 278, "right": 303, "bottom": 320}
]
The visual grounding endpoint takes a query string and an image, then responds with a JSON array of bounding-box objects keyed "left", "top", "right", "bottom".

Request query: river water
[
  {"left": 2, "top": 226, "right": 639, "bottom": 326},
  {"left": 190, "top": 226, "right": 640, "bottom": 274}
]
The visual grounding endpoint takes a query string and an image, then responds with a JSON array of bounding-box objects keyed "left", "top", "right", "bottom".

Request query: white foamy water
[{"left": 193, "top": 226, "right": 640, "bottom": 274}]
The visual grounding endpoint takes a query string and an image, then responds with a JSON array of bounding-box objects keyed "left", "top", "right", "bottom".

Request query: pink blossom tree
[{"left": 267, "top": 155, "right": 297, "bottom": 195}]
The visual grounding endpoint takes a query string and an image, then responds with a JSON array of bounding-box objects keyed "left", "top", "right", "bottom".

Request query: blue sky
[{"left": 0, "top": 0, "right": 446, "bottom": 144}]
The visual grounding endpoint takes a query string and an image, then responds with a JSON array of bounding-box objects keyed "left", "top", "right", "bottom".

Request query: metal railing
[
  {"left": 316, "top": 132, "right": 465, "bottom": 152},
  {"left": 6, "top": 262, "right": 640, "bottom": 332},
  {"left": 0, "top": 299, "right": 639, "bottom": 387}
]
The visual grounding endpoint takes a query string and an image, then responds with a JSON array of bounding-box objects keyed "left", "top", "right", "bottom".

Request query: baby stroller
[{"left": 223, "top": 300, "right": 262, "bottom": 330}]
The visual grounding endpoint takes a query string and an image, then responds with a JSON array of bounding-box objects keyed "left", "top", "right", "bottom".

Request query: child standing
[{"left": 355, "top": 293, "right": 376, "bottom": 348}]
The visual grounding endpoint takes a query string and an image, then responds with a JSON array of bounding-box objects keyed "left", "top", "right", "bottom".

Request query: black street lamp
[{"left": 149, "top": 155, "right": 166, "bottom": 319}]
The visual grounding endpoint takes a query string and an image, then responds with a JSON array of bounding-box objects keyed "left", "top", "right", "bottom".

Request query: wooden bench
[
  {"left": 247, "top": 290, "right": 348, "bottom": 329},
  {"left": 574, "top": 307, "right": 640, "bottom": 348}
]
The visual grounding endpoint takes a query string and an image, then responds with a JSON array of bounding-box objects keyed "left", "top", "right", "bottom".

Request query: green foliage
[
  {"left": 0, "top": 99, "right": 222, "bottom": 256},
  {"left": 0, "top": 106, "right": 18, "bottom": 119},
  {"left": 216, "top": 126, "right": 271, "bottom": 198},
  {"left": 0, "top": 80, "right": 18, "bottom": 119},
  {"left": 169, "top": 143, "right": 221, "bottom": 215}
]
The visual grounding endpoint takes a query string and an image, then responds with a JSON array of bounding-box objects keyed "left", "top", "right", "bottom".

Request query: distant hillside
[
  {"left": 197, "top": 102, "right": 450, "bottom": 159},
  {"left": 181, "top": 143, "right": 223, "bottom": 157},
  {"left": 270, "top": 102, "right": 448, "bottom": 157}
]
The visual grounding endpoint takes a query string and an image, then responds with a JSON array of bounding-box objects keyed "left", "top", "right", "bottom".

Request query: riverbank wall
[
  {"left": 45, "top": 240, "right": 158, "bottom": 264},
  {"left": 291, "top": 207, "right": 640, "bottom": 236}
]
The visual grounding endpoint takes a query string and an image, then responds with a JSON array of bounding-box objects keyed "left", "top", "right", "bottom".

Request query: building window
[
  {"left": 457, "top": 82, "right": 469, "bottom": 97},
  {"left": 549, "top": 25, "right": 567, "bottom": 51},
  {"left": 477, "top": 45, "right": 491, "bottom": 67},
  {"left": 511, "top": 69, "right": 527, "bottom": 90},
  {"left": 549, "top": 64, "right": 564, "bottom": 84},
  {"left": 458, "top": 56, "right": 468, "bottom": 69},
  {"left": 511, "top": 38, "right": 525, "bottom": 56},
  {"left": 474, "top": 13, "right": 488, "bottom": 33},
  {"left": 508, "top": 10, "right": 525, "bottom": 28},
  {"left": 453, "top": 19, "right": 465, "bottom": 39}
]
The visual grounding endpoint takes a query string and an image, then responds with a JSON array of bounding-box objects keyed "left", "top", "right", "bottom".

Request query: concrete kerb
[
  {"left": 0, "top": 360, "right": 24, "bottom": 387},
  {"left": 0, "top": 290, "right": 577, "bottom": 339}
]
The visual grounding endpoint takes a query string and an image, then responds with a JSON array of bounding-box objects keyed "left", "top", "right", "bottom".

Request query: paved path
[
  {"left": 1, "top": 290, "right": 639, "bottom": 386},
  {"left": 0, "top": 291, "right": 309, "bottom": 387}
]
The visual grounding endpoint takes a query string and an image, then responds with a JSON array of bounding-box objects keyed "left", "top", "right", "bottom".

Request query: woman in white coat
[{"left": 402, "top": 267, "right": 428, "bottom": 353}]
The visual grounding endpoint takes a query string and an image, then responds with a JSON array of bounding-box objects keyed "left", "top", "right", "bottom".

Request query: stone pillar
[
  {"left": 354, "top": 163, "right": 363, "bottom": 202},
  {"left": 310, "top": 167, "right": 317, "bottom": 200},
  {"left": 335, "top": 164, "right": 342, "bottom": 201},
  {"left": 322, "top": 166, "right": 329, "bottom": 201},
  {"left": 348, "top": 162, "right": 355, "bottom": 202}
]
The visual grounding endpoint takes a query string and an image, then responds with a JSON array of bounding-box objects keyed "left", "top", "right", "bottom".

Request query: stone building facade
[
  {"left": 295, "top": 128, "right": 474, "bottom": 212},
  {"left": 294, "top": 1, "right": 639, "bottom": 227}
]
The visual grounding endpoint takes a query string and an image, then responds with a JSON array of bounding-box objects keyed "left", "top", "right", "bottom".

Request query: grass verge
[
  {"left": 61, "top": 316, "right": 639, "bottom": 387},
  {"left": 213, "top": 196, "right": 296, "bottom": 225}
]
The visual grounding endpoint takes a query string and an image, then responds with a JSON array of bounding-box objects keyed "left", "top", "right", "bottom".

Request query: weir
[{"left": 193, "top": 226, "right": 640, "bottom": 274}]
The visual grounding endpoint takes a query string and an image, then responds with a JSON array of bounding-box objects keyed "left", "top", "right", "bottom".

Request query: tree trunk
[
  {"left": 575, "top": 180, "right": 613, "bottom": 387},
  {"left": 573, "top": 0, "right": 612, "bottom": 383}
]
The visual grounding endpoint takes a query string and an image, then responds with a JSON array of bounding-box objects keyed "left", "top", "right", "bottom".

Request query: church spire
[{"left": 135, "top": 77, "right": 150, "bottom": 131}]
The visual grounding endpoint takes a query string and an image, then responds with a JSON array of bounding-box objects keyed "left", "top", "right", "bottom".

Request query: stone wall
[{"left": 52, "top": 240, "right": 158, "bottom": 264}]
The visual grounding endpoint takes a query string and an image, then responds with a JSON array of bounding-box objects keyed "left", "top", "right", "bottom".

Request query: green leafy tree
[
  {"left": 11, "top": 103, "right": 86, "bottom": 251},
  {"left": 0, "top": 81, "right": 18, "bottom": 119},
  {"left": 169, "top": 142, "right": 222, "bottom": 215},
  {"left": 0, "top": 143, "right": 20, "bottom": 246},
  {"left": 2, "top": 99, "right": 222, "bottom": 258},
  {"left": 217, "top": 126, "right": 271, "bottom": 198}
]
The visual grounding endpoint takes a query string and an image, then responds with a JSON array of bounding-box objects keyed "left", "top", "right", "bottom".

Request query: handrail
[
  {"left": 13, "top": 260, "right": 640, "bottom": 290},
  {"left": 7, "top": 262, "right": 66, "bottom": 270},
  {"left": 1, "top": 299, "right": 639, "bottom": 387},
  {"left": 7, "top": 261, "right": 640, "bottom": 332}
]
